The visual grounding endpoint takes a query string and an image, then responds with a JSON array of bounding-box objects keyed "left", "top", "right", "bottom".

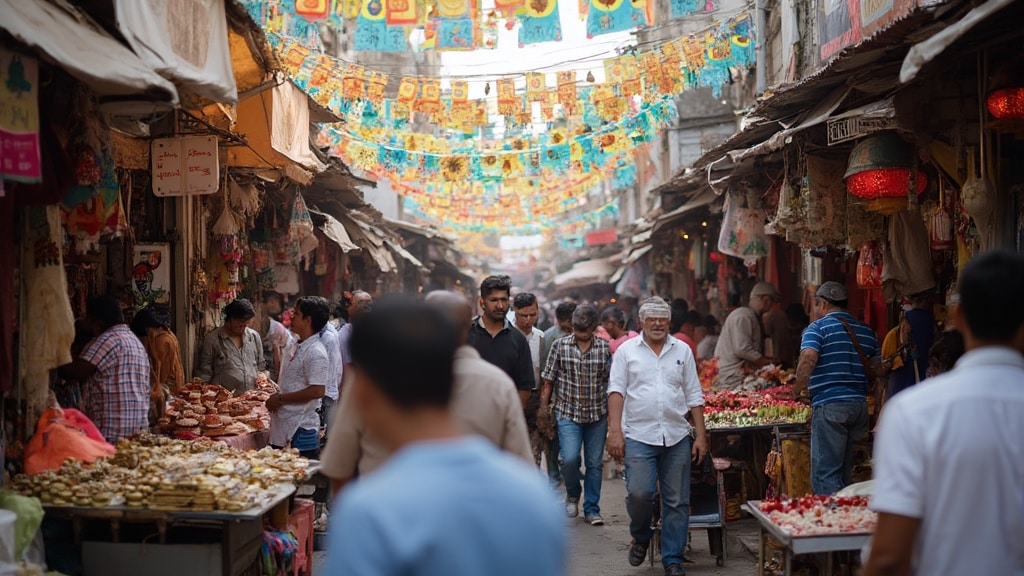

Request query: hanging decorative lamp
[
  {"left": 844, "top": 132, "right": 927, "bottom": 200},
  {"left": 986, "top": 53, "right": 1024, "bottom": 119}
]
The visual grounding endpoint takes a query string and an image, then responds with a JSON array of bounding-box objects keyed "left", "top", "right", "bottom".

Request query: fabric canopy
[{"left": 0, "top": 0, "right": 177, "bottom": 103}]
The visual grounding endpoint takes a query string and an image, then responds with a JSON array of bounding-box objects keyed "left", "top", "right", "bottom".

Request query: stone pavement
[{"left": 313, "top": 475, "right": 763, "bottom": 575}]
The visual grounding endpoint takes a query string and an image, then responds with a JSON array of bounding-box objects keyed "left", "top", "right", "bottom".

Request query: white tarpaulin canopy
[
  {"left": 114, "top": 0, "right": 237, "bottom": 103},
  {"left": 553, "top": 259, "right": 617, "bottom": 288},
  {"left": 0, "top": 0, "right": 178, "bottom": 102}
]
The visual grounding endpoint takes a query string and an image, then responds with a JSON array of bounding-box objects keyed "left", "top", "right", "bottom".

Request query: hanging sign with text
[
  {"left": 0, "top": 49, "right": 41, "bottom": 183},
  {"left": 151, "top": 136, "right": 220, "bottom": 196}
]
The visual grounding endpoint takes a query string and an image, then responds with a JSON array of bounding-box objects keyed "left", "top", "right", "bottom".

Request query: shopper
[
  {"left": 607, "top": 297, "right": 707, "bottom": 576},
  {"left": 336, "top": 290, "right": 373, "bottom": 387},
  {"left": 195, "top": 298, "right": 265, "bottom": 394},
  {"left": 267, "top": 296, "right": 329, "bottom": 460},
  {"left": 886, "top": 292, "right": 935, "bottom": 399},
  {"left": 466, "top": 276, "right": 535, "bottom": 404},
  {"left": 318, "top": 318, "right": 342, "bottom": 429},
  {"left": 321, "top": 291, "right": 535, "bottom": 496},
  {"left": 539, "top": 300, "right": 576, "bottom": 487},
  {"left": 130, "top": 308, "right": 184, "bottom": 425},
  {"left": 326, "top": 300, "right": 564, "bottom": 576},
  {"left": 57, "top": 296, "right": 150, "bottom": 442},
  {"left": 715, "top": 282, "right": 780, "bottom": 389},
  {"left": 538, "top": 304, "right": 611, "bottom": 525},
  {"left": 865, "top": 250, "right": 1024, "bottom": 576},
  {"left": 694, "top": 315, "right": 719, "bottom": 361},
  {"left": 513, "top": 292, "right": 545, "bottom": 465},
  {"left": 794, "top": 282, "right": 883, "bottom": 495},
  {"left": 600, "top": 306, "right": 638, "bottom": 354}
]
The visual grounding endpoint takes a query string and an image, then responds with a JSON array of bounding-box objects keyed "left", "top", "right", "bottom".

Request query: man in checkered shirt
[
  {"left": 58, "top": 296, "right": 150, "bottom": 442},
  {"left": 537, "top": 304, "right": 612, "bottom": 526}
]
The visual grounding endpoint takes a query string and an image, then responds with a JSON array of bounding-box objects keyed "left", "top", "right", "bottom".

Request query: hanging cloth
[{"left": 882, "top": 207, "right": 936, "bottom": 301}]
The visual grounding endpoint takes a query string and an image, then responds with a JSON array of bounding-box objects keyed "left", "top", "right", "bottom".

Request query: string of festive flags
[{"left": 239, "top": 0, "right": 720, "bottom": 52}]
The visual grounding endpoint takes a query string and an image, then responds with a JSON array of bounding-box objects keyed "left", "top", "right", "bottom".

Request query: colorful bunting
[
  {"left": 518, "top": 0, "right": 562, "bottom": 46},
  {"left": 586, "top": 0, "right": 646, "bottom": 37}
]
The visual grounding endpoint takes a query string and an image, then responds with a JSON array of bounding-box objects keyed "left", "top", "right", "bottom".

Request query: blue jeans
[
  {"left": 625, "top": 436, "right": 692, "bottom": 568},
  {"left": 811, "top": 400, "right": 869, "bottom": 495},
  {"left": 556, "top": 414, "right": 607, "bottom": 516}
]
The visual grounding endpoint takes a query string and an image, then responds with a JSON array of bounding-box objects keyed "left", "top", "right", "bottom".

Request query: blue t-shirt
[
  {"left": 800, "top": 311, "right": 880, "bottom": 407},
  {"left": 326, "top": 437, "right": 565, "bottom": 576}
]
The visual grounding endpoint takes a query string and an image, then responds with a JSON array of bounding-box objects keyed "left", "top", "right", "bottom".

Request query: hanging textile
[
  {"left": 882, "top": 207, "right": 935, "bottom": 302},
  {"left": 22, "top": 205, "right": 76, "bottom": 416},
  {"left": 717, "top": 191, "right": 767, "bottom": 266}
]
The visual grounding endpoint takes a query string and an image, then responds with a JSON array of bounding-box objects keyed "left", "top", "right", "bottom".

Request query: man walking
[
  {"left": 321, "top": 291, "right": 535, "bottom": 496},
  {"left": 793, "top": 282, "right": 882, "bottom": 495},
  {"left": 467, "top": 275, "right": 535, "bottom": 404},
  {"left": 267, "top": 296, "right": 330, "bottom": 460},
  {"left": 319, "top": 319, "right": 343, "bottom": 430},
  {"left": 865, "top": 251, "right": 1024, "bottom": 576},
  {"left": 538, "top": 305, "right": 611, "bottom": 526},
  {"left": 326, "top": 301, "right": 564, "bottom": 576},
  {"left": 513, "top": 292, "right": 546, "bottom": 464},
  {"left": 715, "top": 282, "right": 780, "bottom": 389},
  {"left": 607, "top": 297, "right": 707, "bottom": 576}
]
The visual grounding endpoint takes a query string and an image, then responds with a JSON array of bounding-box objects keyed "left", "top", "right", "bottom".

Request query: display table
[{"left": 742, "top": 501, "right": 871, "bottom": 576}]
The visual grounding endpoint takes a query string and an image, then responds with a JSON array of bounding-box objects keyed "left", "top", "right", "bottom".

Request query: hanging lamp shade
[
  {"left": 844, "top": 132, "right": 927, "bottom": 200},
  {"left": 987, "top": 87, "right": 1024, "bottom": 119}
]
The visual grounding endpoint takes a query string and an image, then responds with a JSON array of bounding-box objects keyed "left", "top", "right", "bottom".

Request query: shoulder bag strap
[{"left": 835, "top": 316, "right": 872, "bottom": 384}]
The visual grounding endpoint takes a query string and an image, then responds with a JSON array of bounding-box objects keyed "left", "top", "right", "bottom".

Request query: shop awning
[
  {"left": 624, "top": 245, "right": 653, "bottom": 265},
  {"left": 900, "top": 0, "right": 1017, "bottom": 83},
  {"left": 654, "top": 188, "right": 720, "bottom": 233},
  {"left": 609, "top": 266, "right": 627, "bottom": 284},
  {"left": 386, "top": 239, "right": 426, "bottom": 270},
  {"left": 311, "top": 210, "right": 360, "bottom": 254},
  {"left": 338, "top": 212, "right": 398, "bottom": 274},
  {"left": 113, "top": 0, "right": 237, "bottom": 103},
  {"left": 0, "top": 0, "right": 178, "bottom": 103},
  {"left": 553, "top": 259, "right": 617, "bottom": 288}
]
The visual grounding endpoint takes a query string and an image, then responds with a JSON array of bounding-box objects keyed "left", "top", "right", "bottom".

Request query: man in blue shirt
[
  {"left": 326, "top": 300, "right": 565, "bottom": 576},
  {"left": 794, "top": 282, "right": 884, "bottom": 495}
]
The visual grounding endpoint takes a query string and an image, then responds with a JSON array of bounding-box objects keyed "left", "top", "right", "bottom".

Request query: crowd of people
[{"left": 43, "top": 249, "right": 1024, "bottom": 576}]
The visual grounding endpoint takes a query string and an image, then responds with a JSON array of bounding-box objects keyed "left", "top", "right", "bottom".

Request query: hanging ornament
[
  {"left": 484, "top": 82, "right": 491, "bottom": 95},
  {"left": 586, "top": 70, "right": 595, "bottom": 83}
]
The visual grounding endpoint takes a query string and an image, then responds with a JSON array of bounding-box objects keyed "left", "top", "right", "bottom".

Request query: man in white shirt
[
  {"left": 513, "top": 292, "right": 546, "bottom": 466},
  {"left": 865, "top": 250, "right": 1024, "bottom": 576},
  {"left": 607, "top": 297, "right": 708, "bottom": 576},
  {"left": 319, "top": 320, "right": 343, "bottom": 430}
]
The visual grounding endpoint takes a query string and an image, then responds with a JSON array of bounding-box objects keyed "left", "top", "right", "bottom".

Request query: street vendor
[
  {"left": 267, "top": 296, "right": 329, "bottom": 460},
  {"left": 793, "top": 282, "right": 883, "bottom": 495},
  {"left": 56, "top": 296, "right": 150, "bottom": 442},
  {"left": 715, "top": 282, "right": 780, "bottom": 389},
  {"left": 195, "top": 299, "right": 266, "bottom": 394}
]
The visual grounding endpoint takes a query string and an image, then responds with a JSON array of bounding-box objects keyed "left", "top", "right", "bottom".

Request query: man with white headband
[{"left": 607, "top": 297, "right": 707, "bottom": 576}]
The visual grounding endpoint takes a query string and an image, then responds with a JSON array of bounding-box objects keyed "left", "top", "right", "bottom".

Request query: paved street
[{"left": 315, "top": 474, "right": 760, "bottom": 575}]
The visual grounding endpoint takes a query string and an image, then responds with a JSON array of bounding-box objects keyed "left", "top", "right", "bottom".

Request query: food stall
[
  {"left": 699, "top": 363, "right": 812, "bottom": 513},
  {"left": 11, "top": 433, "right": 317, "bottom": 576},
  {"left": 743, "top": 496, "right": 876, "bottom": 576}
]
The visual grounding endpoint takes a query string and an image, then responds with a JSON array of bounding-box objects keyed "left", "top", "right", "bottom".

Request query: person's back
[
  {"left": 867, "top": 250, "right": 1024, "bottom": 576},
  {"left": 328, "top": 437, "right": 564, "bottom": 576},
  {"left": 871, "top": 351, "right": 1024, "bottom": 575},
  {"left": 451, "top": 347, "right": 533, "bottom": 463}
]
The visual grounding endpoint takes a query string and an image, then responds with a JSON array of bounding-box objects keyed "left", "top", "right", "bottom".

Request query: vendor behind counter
[{"left": 194, "top": 299, "right": 265, "bottom": 395}]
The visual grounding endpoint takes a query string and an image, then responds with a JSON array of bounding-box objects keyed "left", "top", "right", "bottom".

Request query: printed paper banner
[
  {"left": 294, "top": 0, "right": 330, "bottom": 19},
  {"left": 386, "top": 0, "right": 418, "bottom": 24},
  {"left": 518, "top": 0, "right": 562, "bottom": 46},
  {"left": 355, "top": 0, "right": 409, "bottom": 51},
  {"left": 586, "top": 0, "right": 645, "bottom": 37},
  {"left": 495, "top": 0, "right": 526, "bottom": 17},
  {"left": 526, "top": 72, "right": 547, "bottom": 101},
  {"left": 0, "top": 49, "right": 41, "bottom": 182},
  {"left": 436, "top": 18, "right": 477, "bottom": 49},
  {"left": 496, "top": 78, "right": 519, "bottom": 115},
  {"left": 669, "top": 0, "right": 716, "bottom": 19},
  {"left": 435, "top": 0, "right": 471, "bottom": 19}
]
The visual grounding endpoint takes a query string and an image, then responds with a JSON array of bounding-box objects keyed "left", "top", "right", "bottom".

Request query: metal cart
[{"left": 648, "top": 452, "right": 728, "bottom": 567}]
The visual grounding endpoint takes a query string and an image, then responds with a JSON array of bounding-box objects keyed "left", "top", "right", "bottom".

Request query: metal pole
[{"left": 755, "top": 0, "right": 768, "bottom": 94}]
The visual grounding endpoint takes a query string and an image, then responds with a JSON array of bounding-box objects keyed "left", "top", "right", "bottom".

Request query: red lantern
[
  {"left": 987, "top": 87, "right": 1024, "bottom": 119},
  {"left": 846, "top": 168, "right": 928, "bottom": 200}
]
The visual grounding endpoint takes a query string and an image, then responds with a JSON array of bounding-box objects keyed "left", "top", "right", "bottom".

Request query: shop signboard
[
  {"left": 151, "top": 136, "right": 219, "bottom": 196},
  {"left": 585, "top": 228, "right": 618, "bottom": 246},
  {"left": 0, "top": 49, "right": 41, "bottom": 183},
  {"left": 817, "top": 0, "right": 920, "bottom": 62}
]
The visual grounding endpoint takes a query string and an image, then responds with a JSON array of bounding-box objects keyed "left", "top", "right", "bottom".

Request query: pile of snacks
[
  {"left": 758, "top": 496, "right": 877, "bottom": 536},
  {"left": 158, "top": 376, "right": 278, "bottom": 436},
  {"left": 10, "top": 433, "right": 311, "bottom": 512}
]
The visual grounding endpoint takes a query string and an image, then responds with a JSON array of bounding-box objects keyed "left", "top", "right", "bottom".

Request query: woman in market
[
  {"left": 130, "top": 308, "right": 185, "bottom": 425},
  {"left": 886, "top": 291, "right": 936, "bottom": 399},
  {"left": 194, "top": 298, "right": 265, "bottom": 394}
]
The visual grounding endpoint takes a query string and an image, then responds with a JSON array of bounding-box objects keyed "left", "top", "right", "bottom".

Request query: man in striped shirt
[{"left": 794, "top": 282, "right": 884, "bottom": 495}]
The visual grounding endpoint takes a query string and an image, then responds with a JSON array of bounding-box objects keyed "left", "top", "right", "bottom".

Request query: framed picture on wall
[{"left": 133, "top": 243, "right": 171, "bottom": 324}]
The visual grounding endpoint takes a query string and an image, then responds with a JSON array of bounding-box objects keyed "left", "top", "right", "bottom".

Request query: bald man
[{"left": 321, "top": 291, "right": 534, "bottom": 495}]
